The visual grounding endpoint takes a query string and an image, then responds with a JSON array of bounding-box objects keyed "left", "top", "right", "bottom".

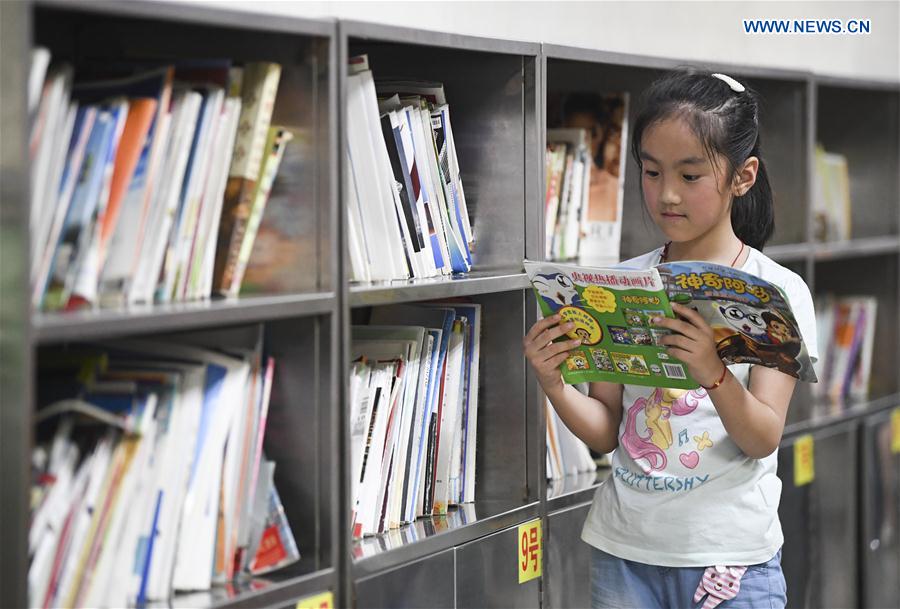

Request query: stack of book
[
  {"left": 28, "top": 48, "right": 293, "bottom": 311},
  {"left": 544, "top": 92, "right": 628, "bottom": 264},
  {"left": 812, "top": 144, "right": 852, "bottom": 242},
  {"left": 813, "top": 295, "right": 877, "bottom": 400},
  {"left": 349, "top": 303, "right": 481, "bottom": 538},
  {"left": 345, "top": 55, "right": 474, "bottom": 283},
  {"left": 545, "top": 128, "right": 591, "bottom": 261},
  {"left": 28, "top": 340, "right": 298, "bottom": 607},
  {"left": 546, "top": 399, "right": 597, "bottom": 480}
]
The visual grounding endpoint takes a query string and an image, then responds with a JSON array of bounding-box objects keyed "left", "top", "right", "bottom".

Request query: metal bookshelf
[
  {"left": 539, "top": 43, "right": 900, "bottom": 609},
  {"left": 1, "top": 4, "right": 897, "bottom": 608},
  {"left": 338, "top": 20, "right": 545, "bottom": 608},
  {"left": 2, "top": 2, "right": 341, "bottom": 609}
]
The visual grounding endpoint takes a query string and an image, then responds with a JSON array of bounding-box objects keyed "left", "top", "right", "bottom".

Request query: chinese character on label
[
  {"left": 794, "top": 434, "right": 815, "bottom": 486},
  {"left": 518, "top": 520, "right": 542, "bottom": 583}
]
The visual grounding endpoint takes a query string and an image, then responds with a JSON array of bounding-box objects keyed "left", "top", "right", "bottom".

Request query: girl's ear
[{"left": 732, "top": 156, "right": 759, "bottom": 197}]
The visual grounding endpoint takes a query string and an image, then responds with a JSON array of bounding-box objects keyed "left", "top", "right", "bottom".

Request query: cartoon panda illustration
[
  {"left": 714, "top": 302, "right": 802, "bottom": 376},
  {"left": 718, "top": 303, "right": 768, "bottom": 340},
  {"left": 533, "top": 272, "right": 581, "bottom": 311}
]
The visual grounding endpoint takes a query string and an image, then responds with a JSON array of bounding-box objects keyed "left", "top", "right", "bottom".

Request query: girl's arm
[
  {"left": 654, "top": 303, "right": 795, "bottom": 458},
  {"left": 550, "top": 381, "right": 623, "bottom": 454},
  {"left": 524, "top": 315, "right": 624, "bottom": 453},
  {"left": 706, "top": 364, "right": 795, "bottom": 458}
]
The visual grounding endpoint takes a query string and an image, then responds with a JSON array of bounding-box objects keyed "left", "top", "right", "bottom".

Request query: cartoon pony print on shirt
[{"left": 620, "top": 387, "right": 706, "bottom": 474}]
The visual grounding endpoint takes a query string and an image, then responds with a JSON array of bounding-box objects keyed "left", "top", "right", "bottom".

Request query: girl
[{"left": 524, "top": 71, "right": 818, "bottom": 609}]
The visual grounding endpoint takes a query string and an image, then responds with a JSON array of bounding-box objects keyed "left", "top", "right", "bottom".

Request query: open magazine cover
[{"left": 525, "top": 259, "right": 817, "bottom": 389}]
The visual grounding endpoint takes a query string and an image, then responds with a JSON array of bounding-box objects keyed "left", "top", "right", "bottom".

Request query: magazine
[
  {"left": 545, "top": 91, "right": 628, "bottom": 264},
  {"left": 525, "top": 259, "right": 817, "bottom": 389}
]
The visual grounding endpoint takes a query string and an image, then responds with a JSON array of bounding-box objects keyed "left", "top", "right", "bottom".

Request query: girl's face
[{"left": 640, "top": 117, "right": 734, "bottom": 243}]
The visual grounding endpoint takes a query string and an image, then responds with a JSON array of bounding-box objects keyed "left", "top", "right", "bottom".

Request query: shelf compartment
[
  {"left": 778, "top": 418, "right": 860, "bottom": 608},
  {"left": 32, "top": 314, "right": 339, "bottom": 606},
  {"left": 455, "top": 523, "right": 541, "bottom": 608},
  {"left": 545, "top": 503, "right": 593, "bottom": 609},
  {"left": 351, "top": 499, "right": 540, "bottom": 578},
  {"left": 31, "top": 1, "right": 336, "bottom": 305},
  {"left": 350, "top": 289, "right": 540, "bottom": 577},
  {"left": 355, "top": 548, "right": 454, "bottom": 609},
  {"left": 860, "top": 406, "right": 900, "bottom": 609},
  {"left": 32, "top": 292, "right": 336, "bottom": 344},
  {"left": 341, "top": 21, "right": 541, "bottom": 275},
  {"left": 815, "top": 82, "right": 900, "bottom": 241},
  {"left": 814, "top": 253, "right": 899, "bottom": 398},
  {"left": 349, "top": 271, "right": 529, "bottom": 307},
  {"left": 543, "top": 45, "right": 812, "bottom": 257}
]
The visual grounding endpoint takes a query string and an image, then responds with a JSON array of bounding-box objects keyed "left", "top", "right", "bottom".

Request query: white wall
[{"left": 170, "top": 0, "right": 899, "bottom": 83}]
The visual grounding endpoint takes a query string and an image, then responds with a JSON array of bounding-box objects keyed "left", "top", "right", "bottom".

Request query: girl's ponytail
[{"left": 731, "top": 140, "right": 774, "bottom": 250}]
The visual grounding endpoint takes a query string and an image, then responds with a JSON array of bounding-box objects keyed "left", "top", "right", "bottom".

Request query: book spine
[
  {"left": 97, "top": 98, "right": 158, "bottom": 266},
  {"left": 228, "top": 128, "right": 292, "bottom": 297},
  {"left": 42, "top": 109, "right": 117, "bottom": 310},
  {"left": 212, "top": 62, "right": 281, "bottom": 295},
  {"left": 33, "top": 106, "right": 95, "bottom": 307}
]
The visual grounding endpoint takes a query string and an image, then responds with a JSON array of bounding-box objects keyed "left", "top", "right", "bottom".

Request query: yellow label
[
  {"left": 891, "top": 408, "right": 900, "bottom": 454},
  {"left": 518, "top": 519, "right": 542, "bottom": 583},
  {"left": 296, "top": 591, "right": 333, "bottom": 609},
  {"left": 794, "top": 434, "right": 815, "bottom": 486}
]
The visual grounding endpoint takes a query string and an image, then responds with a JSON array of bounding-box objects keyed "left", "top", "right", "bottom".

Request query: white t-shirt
[{"left": 581, "top": 246, "right": 819, "bottom": 567}]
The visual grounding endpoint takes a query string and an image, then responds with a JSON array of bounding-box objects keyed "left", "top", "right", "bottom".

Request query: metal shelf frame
[
  {"left": 337, "top": 20, "right": 544, "bottom": 605},
  {"left": 4, "top": 2, "right": 343, "bottom": 609},
  {"left": 349, "top": 272, "right": 530, "bottom": 308},
  {"left": 33, "top": 292, "right": 338, "bottom": 344}
]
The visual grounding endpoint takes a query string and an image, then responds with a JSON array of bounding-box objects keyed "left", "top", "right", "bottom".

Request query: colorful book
[
  {"left": 96, "top": 98, "right": 158, "bottom": 265},
  {"left": 32, "top": 106, "right": 96, "bottom": 307},
  {"left": 228, "top": 127, "right": 292, "bottom": 297},
  {"left": 42, "top": 108, "right": 120, "bottom": 310},
  {"left": 63, "top": 100, "right": 130, "bottom": 310},
  {"left": 247, "top": 481, "right": 300, "bottom": 574},
  {"left": 525, "top": 259, "right": 818, "bottom": 388},
  {"left": 212, "top": 62, "right": 282, "bottom": 295}
]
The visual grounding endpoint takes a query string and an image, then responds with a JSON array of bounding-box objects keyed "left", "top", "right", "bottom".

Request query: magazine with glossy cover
[{"left": 525, "top": 259, "right": 817, "bottom": 389}]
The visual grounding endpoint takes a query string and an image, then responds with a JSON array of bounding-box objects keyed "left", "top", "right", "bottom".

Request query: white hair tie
[{"left": 711, "top": 73, "right": 746, "bottom": 93}]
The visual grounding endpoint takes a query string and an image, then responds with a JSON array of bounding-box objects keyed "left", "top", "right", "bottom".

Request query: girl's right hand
[{"left": 523, "top": 315, "right": 582, "bottom": 395}]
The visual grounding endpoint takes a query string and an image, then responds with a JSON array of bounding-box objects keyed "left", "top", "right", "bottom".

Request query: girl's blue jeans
[{"left": 590, "top": 546, "right": 787, "bottom": 609}]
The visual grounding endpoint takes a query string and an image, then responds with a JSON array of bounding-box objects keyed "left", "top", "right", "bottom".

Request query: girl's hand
[
  {"left": 652, "top": 303, "right": 725, "bottom": 387},
  {"left": 523, "top": 314, "right": 582, "bottom": 395}
]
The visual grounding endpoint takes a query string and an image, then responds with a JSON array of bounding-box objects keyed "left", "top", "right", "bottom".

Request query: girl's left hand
[{"left": 652, "top": 303, "right": 725, "bottom": 387}]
